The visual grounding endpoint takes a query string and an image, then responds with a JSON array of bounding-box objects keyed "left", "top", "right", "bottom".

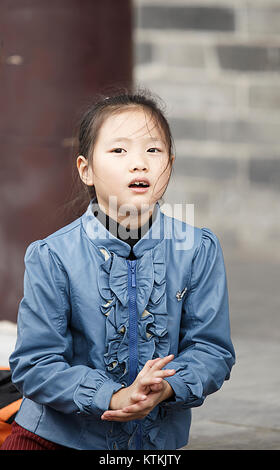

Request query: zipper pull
[{"left": 130, "top": 261, "right": 136, "bottom": 287}]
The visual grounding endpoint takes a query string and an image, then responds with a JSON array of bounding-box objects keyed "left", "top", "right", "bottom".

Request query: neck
[
  {"left": 93, "top": 197, "right": 156, "bottom": 229},
  {"left": 91, "top": 197, "right": 156, "bottom": 242},
  {"left": 116, "top": 207, "right": 155, "bottom": 230}
]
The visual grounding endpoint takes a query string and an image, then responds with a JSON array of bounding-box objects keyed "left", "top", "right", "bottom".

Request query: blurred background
[{"left": 0, "top": 0, "right": 279, "bottom": 450}]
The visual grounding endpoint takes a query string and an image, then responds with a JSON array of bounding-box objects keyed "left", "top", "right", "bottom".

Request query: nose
[{"left": 129, "top": 154, "right": 149, "bottom": 172}]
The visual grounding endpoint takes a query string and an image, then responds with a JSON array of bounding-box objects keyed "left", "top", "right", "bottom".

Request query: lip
[
  {"left": 129, "top": 186, "right": 150, "bottom": 194},
  {"left": 128, "top": 177, "right": 150, "bottom": 194}
]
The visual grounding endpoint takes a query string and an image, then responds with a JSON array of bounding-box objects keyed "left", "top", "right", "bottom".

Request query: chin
[{"left": 119, "top": 200, "right": 152, "bottom": 215}]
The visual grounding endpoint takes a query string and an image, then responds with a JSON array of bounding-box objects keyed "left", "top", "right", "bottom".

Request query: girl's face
[{"left": 78, "top": 107, "right": 174, "bottom": 224}]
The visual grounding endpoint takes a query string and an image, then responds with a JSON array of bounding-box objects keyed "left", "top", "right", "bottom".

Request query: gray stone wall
[{"left": 133, "top": 0, "right": 280, "bottom": 261}]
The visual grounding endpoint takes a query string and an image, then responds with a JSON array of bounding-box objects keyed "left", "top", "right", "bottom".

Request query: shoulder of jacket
[
  {"left": 44, "top": 216, "right": 82, "bottom": 242},
  {"left": 24, "top": 216, "right": 83, "bottom": 263},
  {"left": 161, "top": 210, "right": 203, "bottom": 254}
]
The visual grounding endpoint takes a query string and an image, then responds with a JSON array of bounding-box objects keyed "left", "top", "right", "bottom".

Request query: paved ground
[
  {"left": 183, "top": 249, "right": 280, "bottom": 450},
  {"left": 0, "top": 248, "right": 279, "bottom": 450}
]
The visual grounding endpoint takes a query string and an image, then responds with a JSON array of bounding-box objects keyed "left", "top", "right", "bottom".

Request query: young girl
[{"left": 1, "top": 90, "right": 235, "bottom": 451}]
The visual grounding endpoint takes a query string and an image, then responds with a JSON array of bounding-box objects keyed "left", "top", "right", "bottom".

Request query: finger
[
  {"left": 139, "top": 376, "right": 163, "bottom": 387},
  {"left": 121, "top": 402, "right": 144, "bottom": 413},
  {"left": 122, "top": 391, "right": 163, "bottom": 415},
  {"left": 140, "top": 357, "right": 162, "bottom": 375},
  {"left": 139, "top": 369, "right": 176, "bottom": 386},
  {"left": 150, "top": 354, "right": 175, "bottom": 371},
  {"left": 150, "top": 357, "right": 162, "bottom": 364},
  {"left": 149, "top": 383, "right": 164, "bottom": 393},
  {"left": 144, "top": 358, "right": 161, "bottom": 368},
  {"left": 130, "top": 392, "right": 148, "bottom": 403},
  {"left": 101, "top": 399, "right": 147, "bottom": 418},
  {"left": 101, "top": 410, "right": 127, "bottom": 420},
  {"left": 101, "top": 410, "right": 145, "bottom": 422},
  {"left": 155, "top": 369, "right": 176, "bottom": 378},
  {"left": 121, "top": 398, "right": 154, "bottom": 414},
  {"left": 118, "top": 395, "right": 155, "bottom": 415}
]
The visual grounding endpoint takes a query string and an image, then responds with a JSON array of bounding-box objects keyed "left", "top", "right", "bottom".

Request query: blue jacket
[{"left": 10, "top": 200, "right": 235, "bottom": 450}]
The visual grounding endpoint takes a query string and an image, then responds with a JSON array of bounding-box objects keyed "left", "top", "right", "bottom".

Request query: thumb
[
  {"left": 149, "top": 383, "right": 163, "bottom": 393},
  {"left": 130, "top": 392, "right": 148, "bottom": 403}
]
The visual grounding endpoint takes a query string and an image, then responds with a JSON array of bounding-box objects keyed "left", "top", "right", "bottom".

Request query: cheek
[
  {"left": 155, "top": 158, "right": 171, "bottom": 178},
  {"left": 93, "top": 159, "right": 117, "bottom": 180},
  {"left": 152, "top": 161, "right": 171, "bottom": 192}
]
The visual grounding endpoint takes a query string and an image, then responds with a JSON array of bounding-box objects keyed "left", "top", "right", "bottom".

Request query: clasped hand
[{"left": 101, "top": 354, "right": 176, "bottom": 422}]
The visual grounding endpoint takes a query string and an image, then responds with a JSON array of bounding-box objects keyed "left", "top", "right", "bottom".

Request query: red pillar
[{"left": 0, "top": 0, "right": 132, "bottom": 322}]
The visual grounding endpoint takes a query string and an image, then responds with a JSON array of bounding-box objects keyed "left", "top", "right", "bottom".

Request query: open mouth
[
  {"left": 128, "top": 182, "right": 150, "bottom": 188},
  {"left": 128, "top": 181, "right": 150, "bottom": 193}
]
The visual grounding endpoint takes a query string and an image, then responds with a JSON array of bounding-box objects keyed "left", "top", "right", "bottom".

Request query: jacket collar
[{"left": 81, "top": 198, "right": 164, "bottom": 258}]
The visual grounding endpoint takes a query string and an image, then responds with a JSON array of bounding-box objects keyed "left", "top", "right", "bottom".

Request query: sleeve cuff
[
  {"left": 92, "top": 379, "right": 124, "bottom": 415},
  {"left": 74, "top": 370, "right": 123, "bottom": 417},
  {"left": 161, "top": 374, "right": 204, "bottom": 410}
]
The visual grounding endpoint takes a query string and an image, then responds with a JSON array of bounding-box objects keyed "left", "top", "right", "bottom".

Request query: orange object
[
  {"left": 0, "top": 368, "right": 22, "bottom": 446},
  {"left": 0, "top": 400, "right": 22, "bottom": 446}
]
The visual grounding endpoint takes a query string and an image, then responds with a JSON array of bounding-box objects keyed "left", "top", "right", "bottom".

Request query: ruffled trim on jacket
[{"left": 97, "top": 240, "right": 170, "bottom": 387}]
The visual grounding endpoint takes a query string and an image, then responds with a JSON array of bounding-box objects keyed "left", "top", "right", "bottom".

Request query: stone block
[
  {"left": 133, "top": 41, "right": 152, "bottom": 65},
  {"left": 217, "top": 44, "right": 280, "bottom": 72},
  {"left": 249, "top": 84, "right": 280, "bottom": 109},
  {"left": 174, "top": 155, "right": 237, "bottom": 180},
  {"left": 136, "top": 80, "right": 236, "bottom": 114},
  {"left": 169, "top": 117, "right": 280, "bottom": 145},
  {"left": 170, "top": 117, "right": 206, "bottom": 141},
  {"left": 153, "top": 42, "right": 205, "bottom": 68},
  {"left": 137, "top": 5, "right": 235, "bottom": 32},
  {"left": 247, "top": 7, "right": 280, "bottom": 35},
  {"left": 249, "top": 158, "right": 280, "bottom": 190}
]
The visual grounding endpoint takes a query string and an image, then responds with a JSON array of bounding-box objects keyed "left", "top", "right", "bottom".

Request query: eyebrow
[{"left": 108, "top": 136, "right": 164, "bottom": 144}]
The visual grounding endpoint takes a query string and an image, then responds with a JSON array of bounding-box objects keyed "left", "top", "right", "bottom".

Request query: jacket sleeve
[
  {"left": 9, "top": 241, "right": 123, "bottom": 418},
  {"left": 161, "top": 228, "right": 236, "bottom": 410}
]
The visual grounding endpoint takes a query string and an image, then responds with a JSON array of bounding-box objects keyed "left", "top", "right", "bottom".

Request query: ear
[{"left": 76, "top": 155, "right": 94, "bottom": 186}]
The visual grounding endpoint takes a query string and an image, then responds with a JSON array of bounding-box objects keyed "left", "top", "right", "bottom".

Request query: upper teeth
[{"left": 132, "top": 181, "right": 148, "bottom": 185}]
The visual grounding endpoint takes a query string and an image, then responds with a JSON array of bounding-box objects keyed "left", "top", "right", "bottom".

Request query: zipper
[
  {"left": 127, "top": 259, "right": 142, "bottom": 450},
  {"left": 127, "top": 260, "right": 137, "bottom": 384}
]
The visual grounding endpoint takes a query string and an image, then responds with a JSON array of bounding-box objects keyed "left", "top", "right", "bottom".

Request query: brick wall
[{"left": 133, "top": 0, "right": 280, "bottom": 261}]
